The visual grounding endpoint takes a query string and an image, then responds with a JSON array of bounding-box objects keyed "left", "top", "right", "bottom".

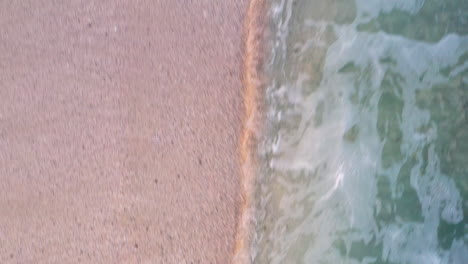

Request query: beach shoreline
[
  {"left": 0, "top": 1, "right": 255, "bottom": 263},
  {"left": 234, "top": 0, "right": 268, "bottom": 263}
]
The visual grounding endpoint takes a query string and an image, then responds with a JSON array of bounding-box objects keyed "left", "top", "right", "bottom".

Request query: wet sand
[
  {"left": 234, "top": 0, "right": 267, "bottom": 263},
  {"left": 0, "top": 1, "right": 248, "bottom": 263}
]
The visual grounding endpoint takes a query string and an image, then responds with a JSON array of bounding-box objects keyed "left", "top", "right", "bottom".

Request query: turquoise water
[{"left": 255, "top": 0, "right": 467, "bottom": 263}]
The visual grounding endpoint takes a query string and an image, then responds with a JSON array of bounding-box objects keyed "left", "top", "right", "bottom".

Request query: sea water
[{"left": 255, "top": 0, "right": 467, "bottom": 263}]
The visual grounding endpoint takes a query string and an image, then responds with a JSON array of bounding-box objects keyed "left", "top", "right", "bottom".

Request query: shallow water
[{"left": 255, "top": 0, "right": 467, "bottom": 263}]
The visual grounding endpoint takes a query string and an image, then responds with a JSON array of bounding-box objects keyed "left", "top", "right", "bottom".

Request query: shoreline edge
[{"left": 234, "top": 0, "right": 267, "bottom": 263}]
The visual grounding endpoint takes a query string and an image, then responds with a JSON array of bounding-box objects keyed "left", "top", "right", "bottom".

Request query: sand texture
[{"left": 0, "top": 1, "right": 248, "bottom": 263}]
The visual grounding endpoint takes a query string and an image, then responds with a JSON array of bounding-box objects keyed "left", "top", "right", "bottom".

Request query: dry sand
[{"left": 0, "top": 1, "right": 249, "bottom": 263}]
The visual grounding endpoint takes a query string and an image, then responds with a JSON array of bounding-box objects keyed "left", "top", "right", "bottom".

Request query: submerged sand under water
[{"left": 254, "top": 0, "right": 467, "bottom": 263}]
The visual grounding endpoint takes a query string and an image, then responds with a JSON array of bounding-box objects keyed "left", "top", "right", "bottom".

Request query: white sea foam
[{"left": 255, "top": 0, "right": 468, "bottom": 263}]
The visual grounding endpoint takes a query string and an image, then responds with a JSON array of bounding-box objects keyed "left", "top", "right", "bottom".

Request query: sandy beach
[{"left": 0, "top": 1, "right": 250, "bottom": 263}]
